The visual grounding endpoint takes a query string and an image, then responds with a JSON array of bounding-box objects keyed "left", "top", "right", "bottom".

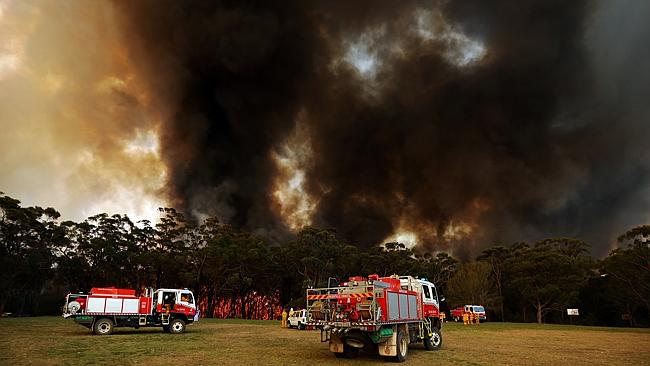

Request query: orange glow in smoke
[{"left": 272, "top": 114, "right": 317, "bottom": 230}]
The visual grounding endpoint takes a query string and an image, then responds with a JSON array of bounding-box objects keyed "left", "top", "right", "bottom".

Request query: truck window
[
  {"left": 429, "top": 286, "right": 438, "bottom": 306},
  {"left": 180, "top": 292, "right": 194, "bottom": 304},
  {"left": 163, "top": 292, "right": 176, "bottom": 305},
  {"left": 423, "top": 285, "right": 431, "bottom": 300}
]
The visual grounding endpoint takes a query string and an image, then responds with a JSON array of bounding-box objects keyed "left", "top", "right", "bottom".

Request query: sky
[{"left": 1, "top": 0, "right": 649, "bottom": 257}]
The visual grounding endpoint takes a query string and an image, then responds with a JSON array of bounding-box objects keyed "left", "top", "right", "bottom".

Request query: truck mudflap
[
  {"left": 377, "top": 324, "right": 407, "bottom": 357},
  {"left": 329, "top": 333, "right": 344, "bottom": 353},
  {"left": 378, "top": 330, "right": 398, "bottom": 357}
]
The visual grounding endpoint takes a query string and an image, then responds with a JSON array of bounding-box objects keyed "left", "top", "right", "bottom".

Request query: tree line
[{"left": 1, "top": 192, "right": 648, "bottom": 326}]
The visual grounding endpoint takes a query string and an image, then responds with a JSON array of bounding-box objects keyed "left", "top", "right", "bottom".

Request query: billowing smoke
[
  {"left": 0, "top": 0, "right": 166, "bottom": 223},
  {"left": 2, "top": 1, "right": 648, "bottom": 256}
]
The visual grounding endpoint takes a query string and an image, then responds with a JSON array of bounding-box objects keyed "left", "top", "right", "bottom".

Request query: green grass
[{"left": 1, "top": 317, "right": 649, "bottom": 365}]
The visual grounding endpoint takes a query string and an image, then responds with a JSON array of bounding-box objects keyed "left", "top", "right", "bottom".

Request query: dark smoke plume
[{"left": 114, "top": 0, "right": 650, "bottom": 256}]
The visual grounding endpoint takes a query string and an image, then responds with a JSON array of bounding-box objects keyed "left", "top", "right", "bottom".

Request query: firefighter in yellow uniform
[
  {"left": 281, "top": 309, "right": 288, "bottom": 328},
  {"left": 439, "top": 312, "right": 446, "bottom": 323},
  {"left": 462, "top": 311, "right": 469, "bottom": 325},
  {"left": 470, "top": 312, "right": 477, "bottom": 325}
]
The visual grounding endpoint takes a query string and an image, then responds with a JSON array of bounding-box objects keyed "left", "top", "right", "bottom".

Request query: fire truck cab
[{"left": 63, "top": 287, "right": 198, "bottom": 335}]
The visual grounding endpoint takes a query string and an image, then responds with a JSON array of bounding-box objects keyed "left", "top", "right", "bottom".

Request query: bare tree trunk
[
  {"left": 626, "top": 303, "right": 635, "bottom": 327},
  {"left": 155, "top": 266, "right": 162, "bottom": 289},
  {"left": 536, "top": 300, "right": 543, "bottom": 324},
  {"left": 495, "top": 268, "right": 504, "bottom": 322},
  {"left": 32, "top": 289, "right": 41, "bottom": 316},
  {"left": 207, "top": 292, "right": 215, "bottom": 318},
  {"left": 500, "top": 297, "right": 505, "bottom": 322},
  {"left": 0, "top": 299, "right": 5, "bottom": 315},
  {"left": 18, "top": 295, "right": 25, "bottom": 315}
]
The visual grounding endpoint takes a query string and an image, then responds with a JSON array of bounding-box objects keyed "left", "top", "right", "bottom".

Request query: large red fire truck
[
  {"left": 306, "top": 274, "right": 443, "bottom": 362},
  {"left": 62, "top": 287, "right": 198, "bottom": 335}
]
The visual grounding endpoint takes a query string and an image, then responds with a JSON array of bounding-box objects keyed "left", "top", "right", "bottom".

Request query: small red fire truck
[
  {"left": 307, "top": 275, "right": 443, "bottom": 362},
  {"left": 62, "top": 287, "right": 198, "bottom": 335},
  {"left": 450, "top": 305, "right": 486, "bottom": 322}
]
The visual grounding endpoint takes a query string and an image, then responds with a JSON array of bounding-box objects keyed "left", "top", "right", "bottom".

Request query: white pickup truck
[{"left": 288, "top": 309, "right": 308, "bottom": 330}]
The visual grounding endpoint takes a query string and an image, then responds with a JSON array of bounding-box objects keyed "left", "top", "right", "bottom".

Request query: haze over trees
[{"left": 0, "top": 192, "right": 648, "bottom": 327}]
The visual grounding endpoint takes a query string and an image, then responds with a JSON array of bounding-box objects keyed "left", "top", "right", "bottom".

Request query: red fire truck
[
  {"left": 306, "top": 274, "right": 443, "bottom": 362},
  {"left": 450, "top": 305, "right": 486, "bottom": 322},
  {"left": 62, "top": 287, "right": 198, "bottom": 335}
]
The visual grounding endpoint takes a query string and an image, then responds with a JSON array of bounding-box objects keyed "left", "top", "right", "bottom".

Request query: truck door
[{"left": 421, "top": 282, "right": 440, "bottom": 318}]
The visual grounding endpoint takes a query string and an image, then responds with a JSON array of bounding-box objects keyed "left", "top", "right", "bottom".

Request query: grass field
[{"left": 1, "top": 317, "right": 649, "bottom": 365}]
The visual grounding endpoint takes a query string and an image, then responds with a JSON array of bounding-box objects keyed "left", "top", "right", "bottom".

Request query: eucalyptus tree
[
  {"left": 505, "top": 239, "right": 592, "bottom": 324},
  {"left": 0, "top": 193, "right": 61, "bottom": 314}
]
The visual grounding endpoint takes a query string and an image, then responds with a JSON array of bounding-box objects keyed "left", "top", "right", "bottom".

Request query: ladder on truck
[{"left": 161, "top": 312, "right": 170, "bottom": 325}]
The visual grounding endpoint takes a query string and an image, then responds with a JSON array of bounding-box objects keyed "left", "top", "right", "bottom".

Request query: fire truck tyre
[
  {"left": 169, "top": 319, "right": 186, "bottom": 334},
  {"left": 454, "top": 316, "right": 459, "bottom": 322},
  {"left": 298, "top": 322, "right": 305, "bottom": 330},
  {"left": 334, "top": 344, "right": 359, "bottom": 359},
  {"left": 393, "top": 328, "right": 408, "bottom": 362},
  {"left": 93, "top": 318, "right": 114, "bottom": 335},
  {"left": 424, "top": 327, "right": 442, "bottom": 351}
]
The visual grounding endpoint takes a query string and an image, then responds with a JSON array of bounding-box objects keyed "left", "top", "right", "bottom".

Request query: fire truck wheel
[
  {"left": 169, "top": 319, "right": 186, "bottom": 334},
  {"left": 93, "top": 318, "right": 114, "bottom": 335},
  {"left": 424, "top": 326, "right": 442, "bottom": 351},
  {"left": 393, "top": 328, "right": 408, "bottom": 362},
  {"left": 334, "top": 344, "right": 359, "bottom": 359}
]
